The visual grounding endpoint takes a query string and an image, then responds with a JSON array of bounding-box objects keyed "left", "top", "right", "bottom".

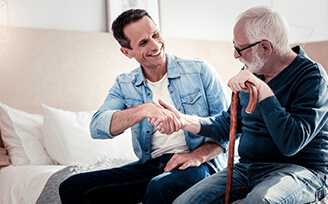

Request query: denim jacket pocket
[
  {"left": 181, "top": 89, "right": 208, "bottom": 117},
  {"left": 123, "top": 98, "right": 143, "bottom": 108}
]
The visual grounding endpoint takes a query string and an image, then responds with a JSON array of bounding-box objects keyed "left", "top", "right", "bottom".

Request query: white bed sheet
[{"left": 0, "top": 165, "right": 66, "bottom": 204}]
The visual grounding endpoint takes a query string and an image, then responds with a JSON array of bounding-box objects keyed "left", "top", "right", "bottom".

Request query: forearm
[
  {"left": 110, "top": 103, "right": 150, "bottom": 135},
  {"left": 192, "top": 141, "right": 224, "bottom": 163},
  {"left": 181, "top": 114, "right": 202, "bottom": 134},
  {"left": 260, "top": 95, "right": 324, "bottom": 156}
]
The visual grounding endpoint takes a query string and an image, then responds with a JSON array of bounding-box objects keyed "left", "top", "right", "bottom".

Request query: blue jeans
[
  {"left": 174, "top": 162, "right": 328, "bottom": 204},
  {"left": 59, "top": 154, "right": 211, "bottom": 204}
]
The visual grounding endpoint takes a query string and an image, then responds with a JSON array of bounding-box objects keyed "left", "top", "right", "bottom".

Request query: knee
[
  {"left": 146, "top": 176, "right": 173, "bottom": 196},
  {"left": 143, "top": 175, "right": 178, "bottom": 203}
]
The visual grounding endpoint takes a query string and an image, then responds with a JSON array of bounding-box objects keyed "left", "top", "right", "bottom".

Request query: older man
[{"left": 151, "top": 6, "right": 328, "bottom": 204}]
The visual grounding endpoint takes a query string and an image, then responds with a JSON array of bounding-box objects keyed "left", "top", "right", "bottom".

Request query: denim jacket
[{"left": 90, "top": 53, "right": 229, "bottom": 171}]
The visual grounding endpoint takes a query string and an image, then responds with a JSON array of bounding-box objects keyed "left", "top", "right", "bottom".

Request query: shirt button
[
  {"left": 170, "top": 90, "right": 173, "bottom": 93},
  {"left": 147, "top": 93, "right": 150, "bottom": 96},
  {"left": 178, "top": 108, "right": 181, "bottom": 111},
  {"left": 190, "top": 99, "right": 193, "bottom": 102},
  {"left": 146, "top": 130, "right": 150, "bottom": 134},
  {"left": 130, "top": 105, "right": 134, "bottom": 107}
]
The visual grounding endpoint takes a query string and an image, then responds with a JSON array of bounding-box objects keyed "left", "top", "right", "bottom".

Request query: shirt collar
[
  {"left": 166, "top": 53, "right": 180, "bottom": 79},
  {"left": 135, "top": 53, "right": 180, "bottom": 86}
]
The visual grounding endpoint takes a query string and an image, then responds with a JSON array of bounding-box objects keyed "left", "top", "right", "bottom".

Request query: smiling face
[{"left": 120, "top": 16, "right": 166, "bottom": 72}]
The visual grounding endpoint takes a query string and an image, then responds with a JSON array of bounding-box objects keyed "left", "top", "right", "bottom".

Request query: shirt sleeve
[
  {"left": 260, "top": 72, "right": 328, "bottom": 156},
  {"left": 200, "top": 61, "right": 231, "bottom": 149},
  {"left": 201, "top": 61, "right": 229, "bottom": 115},
  {"left": 260, "top": 77, "right": 328, "bottom": 156},
  {"left": 90, "top": 78, "right": 125, "bottom": 139}
]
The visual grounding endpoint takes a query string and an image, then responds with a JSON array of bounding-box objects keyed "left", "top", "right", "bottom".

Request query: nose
[
  {"left": 233, "top": 48, "right": 240, "bottom": 59},
  {"left": 149, "top": 38, "right": 161, "bottom": 50}
]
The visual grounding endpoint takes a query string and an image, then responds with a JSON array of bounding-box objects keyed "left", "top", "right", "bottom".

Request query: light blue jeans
[{"left": 174, "top": 162, "right": 328, "bottom": 204}]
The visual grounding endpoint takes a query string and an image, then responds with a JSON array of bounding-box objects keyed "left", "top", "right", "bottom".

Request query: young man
[
  {"left": 59, "top": 9, "right": 229, "bottom": 204},
  {"left": 151, "top": 6, "right": 328, "bottom": 204}
]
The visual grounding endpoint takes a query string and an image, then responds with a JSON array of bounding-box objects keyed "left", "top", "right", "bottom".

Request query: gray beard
[{"left": 247, "top": 51, "right": 265, "bottom": 73}]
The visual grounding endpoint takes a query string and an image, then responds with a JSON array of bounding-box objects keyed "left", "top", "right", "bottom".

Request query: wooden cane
[{"left": 225, "top": 81, "right": 257, "bottom": 204}]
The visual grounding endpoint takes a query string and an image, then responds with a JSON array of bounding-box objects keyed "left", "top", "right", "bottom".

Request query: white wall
[
  {"left": 160, "top": 0, "right": 328, "bottom": 44},
  {"left": 6, "top": 0, "right": 328, "bottom": 43},
  {"left": 7, "top": 0, "right": 107, "bottom": 32}
]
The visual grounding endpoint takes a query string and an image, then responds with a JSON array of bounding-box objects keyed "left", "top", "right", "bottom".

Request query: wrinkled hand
[
  {"left": 164, "top": 153, "right": 202, "bottom": 173},
  {"left": 148, "top": 99, "right": 186, "bottom": 134},
  {"left": 228, "top": 70, "right": 273, "bottom": 102},
  {"left": 228, "top": 70, "right": 262, "bottom": 93}
]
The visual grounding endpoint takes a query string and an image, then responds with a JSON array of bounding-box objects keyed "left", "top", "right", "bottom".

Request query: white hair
[{"left": 236, "top": 6, "right": 291, "bottom": 57}]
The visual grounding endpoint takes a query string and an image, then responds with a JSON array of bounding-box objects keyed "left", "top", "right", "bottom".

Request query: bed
[
  {"left": 0, "top": 27, "right": 327, "bottom": 204},
  {"left": 0, "top": 102, "right": 139, "bottom": 203}
]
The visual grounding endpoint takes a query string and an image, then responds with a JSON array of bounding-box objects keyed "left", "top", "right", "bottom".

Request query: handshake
[
  {"left": 147, "top": 70, "right": 262, "bottom": 135},
  {"left": 147, "top": 99, "right": 200, "bottom": 135},
  {"left": 147, "top": 99, "right": 185, "bottom": 135}
]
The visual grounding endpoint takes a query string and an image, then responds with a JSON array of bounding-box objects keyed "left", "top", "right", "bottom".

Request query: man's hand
[
  {"left": 164, "top": 153, "right": 202, "bottom": 172},
  {"left": 148, "top": 99, "right": 186, "bottom": 134},
  {"left": 146, "top": 102, "right": 182, "bottom": 135},
  {"left": 111, "top": 102, "right": 181, "bottom": 136},
  {"left": 228, "top": 70, "right": 273, "bottom": 102},
  {"left": 164, "top": 142, "right": 224, "bottom": 172},
  {"left": 148, "top": 99, "right": 201, "bottom": 134}
]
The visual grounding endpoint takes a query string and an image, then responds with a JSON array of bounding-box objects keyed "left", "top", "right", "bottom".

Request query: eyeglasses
[{"left": 234, "top": 40, "right": 262, "bottom": 56}]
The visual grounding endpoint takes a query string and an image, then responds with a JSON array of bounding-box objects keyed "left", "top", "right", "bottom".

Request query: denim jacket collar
[
  {"left": 135, "top": 53, "right": 180, "bottom": 86},
  {"left": 166, "top": 53, "right": 180, "bottom": 79}
]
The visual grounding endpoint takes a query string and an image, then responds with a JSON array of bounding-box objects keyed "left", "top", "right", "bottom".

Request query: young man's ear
[{"left": 120, "top": 47, "right": 133, "bottom": 59}]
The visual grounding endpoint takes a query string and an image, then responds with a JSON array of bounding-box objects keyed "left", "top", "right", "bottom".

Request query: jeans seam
[{"left": 279, "top": 172, "right": 317, "bottom": 204}]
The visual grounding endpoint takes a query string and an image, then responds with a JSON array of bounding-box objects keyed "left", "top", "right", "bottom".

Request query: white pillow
[
  {"left": 0, "top": 103, "right": 53, "bottom": 165},
  {"left": 42, "top": 104, "right": 138, "bottom": 165}
]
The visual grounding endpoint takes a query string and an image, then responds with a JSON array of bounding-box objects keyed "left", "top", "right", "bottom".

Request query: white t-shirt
[{"left": 146, "top": 73, "right": 189, "bottom": 159}]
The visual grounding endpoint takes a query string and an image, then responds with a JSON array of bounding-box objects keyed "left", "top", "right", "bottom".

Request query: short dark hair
[{"left": 111, "top": 9, "right": 153, "bottom": 49}]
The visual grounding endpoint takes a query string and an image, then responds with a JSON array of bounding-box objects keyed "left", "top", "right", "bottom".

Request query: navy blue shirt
[{"left": 199, "top": 46, "right": 328, "bottom": 174}]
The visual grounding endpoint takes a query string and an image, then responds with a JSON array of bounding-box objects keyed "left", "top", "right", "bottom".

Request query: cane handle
[{"left": 245, "top": 81, "right": 257, "bottom": 114}]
